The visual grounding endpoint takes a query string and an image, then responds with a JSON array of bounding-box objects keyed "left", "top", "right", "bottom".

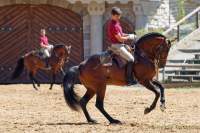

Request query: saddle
[
  {"left": 99, "top": 45, "right": 134, "bottom": 68},
  {"left": 35, "top": 50, "right": 46, "bottom": 59},
  {"left": 31, "top": 48, "right": 53, "bottom": 60}
]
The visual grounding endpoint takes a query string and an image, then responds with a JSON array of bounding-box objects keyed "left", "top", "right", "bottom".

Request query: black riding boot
[
  {"left": 45, "top": 58, "right": 51, "bottom": 70},
  {"left": 126, "top": 61, "right": 137, "bottom": 86}
]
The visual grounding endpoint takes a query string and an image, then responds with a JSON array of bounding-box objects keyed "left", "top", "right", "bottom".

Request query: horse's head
[
  {"left": 136, "top": 33, "right": 171, "bottom": 68},
  {"left": 53, "top": 44, "right": 71, "bottom": 63},
  {"left": 154, "top": 38, "right": 171, "bottom": 68}
]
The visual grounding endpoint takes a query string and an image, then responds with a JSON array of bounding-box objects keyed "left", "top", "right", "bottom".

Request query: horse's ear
[{"left": 66, "top": 45, "right": 72, "bottom": 53}]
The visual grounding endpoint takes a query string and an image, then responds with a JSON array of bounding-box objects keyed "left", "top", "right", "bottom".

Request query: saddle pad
[{"left": 99, "top": 51, "right": 127, "bottom": 68}]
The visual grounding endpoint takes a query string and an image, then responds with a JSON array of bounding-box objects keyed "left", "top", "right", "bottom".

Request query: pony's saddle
[
  {"left": 33, "top": 48, "right": 53, "bottom": 59},
  {"left": 99, "top": 45, "right": 134, "bottom": 68}
]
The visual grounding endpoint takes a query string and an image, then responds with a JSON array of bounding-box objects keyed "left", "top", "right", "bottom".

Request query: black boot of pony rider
[
  {"left": 126, "top": 61, "right": 137, "bottom": 86},
  {"left": 45, "top": 58, "right": 51, "bottom": 70}
]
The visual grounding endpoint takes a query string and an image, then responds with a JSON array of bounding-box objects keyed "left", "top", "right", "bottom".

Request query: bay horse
[
  {"left": 12, "top": 44, "right": 71, "bottom": 90},
  {"left": 63, "top": 32, "right": 171, "bottom": 124}
]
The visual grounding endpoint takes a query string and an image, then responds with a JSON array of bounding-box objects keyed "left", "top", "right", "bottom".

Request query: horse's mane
[
  {"left": 54, "top": 44, "right": 65, "bottom": 49},
  {"left": 135, "top": 32, "right": 166, "bottom": 48}
]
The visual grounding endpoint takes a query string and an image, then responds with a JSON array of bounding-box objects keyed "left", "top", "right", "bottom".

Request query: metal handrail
[{"left": 163, "top": 6, "right": 200, "bottom": 37}]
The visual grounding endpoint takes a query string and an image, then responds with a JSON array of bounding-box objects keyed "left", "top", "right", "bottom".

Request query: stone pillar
[
  {"left": 88, "top": 1, "right": 105, "bottom": 55},
  {"left": 133, "top": 2, "right": 146, "bottom": 30}
]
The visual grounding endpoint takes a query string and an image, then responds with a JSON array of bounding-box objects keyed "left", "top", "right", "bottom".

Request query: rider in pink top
[
  {"left": 40, "top": 29, "right": 53, "bottom": 69},
  {"left": 40, "top": 35, "right": 49, "bottom": 47}
]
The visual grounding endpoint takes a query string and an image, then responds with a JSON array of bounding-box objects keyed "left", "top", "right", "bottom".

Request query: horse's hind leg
[
  {"left": 95, "top": 86, "right": 121, "bottom": 124},
  {"left": 32, "top": 76, "right": 40, "bottom": 87},
  {"left": 49, "top": 74, "right": 55, "bottom": 90},
  {"left": 33, "top": 77, "right": 40, "bottom": 87},
  {"left": 80, "top": 89, "right": 96, "bottom": 123},
  {"left": 143, "top": 80, "right": 160, "bottom": 114},
  {"left": 152, "top": 80, "right": 166, "bottom": 111},
  {"left": 29, "top": 72, "right": 39, "bottom": 90}
]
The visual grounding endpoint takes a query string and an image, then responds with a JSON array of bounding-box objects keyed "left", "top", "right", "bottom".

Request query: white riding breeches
[
  {"left": 41, "top": 44, "right": 54, "bottom": 58},
  {"left": 110, "top": 44, "right": 134, "bottom": 62}
]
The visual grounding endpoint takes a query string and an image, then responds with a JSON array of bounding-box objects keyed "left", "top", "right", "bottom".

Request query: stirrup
[{"left": 127, "top": 80, "right": 137, "bottom": 86}]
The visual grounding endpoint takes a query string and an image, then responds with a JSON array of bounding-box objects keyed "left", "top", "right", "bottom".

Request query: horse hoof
[
  {"left": 144, "top": 107, "right": 151, "bottom": 114},
  {"left": 110, "top": 119, "right": 122, "bottom": 124},
  {"left": 160, "top": 104, "right": 166, "bottom": 112},
  {"left": 37, "top": 84, "right": 40, "bottom": 87},
  {"left": 88, "top": 119, "right": 98, "bottom": 124},
  {"left": 34, "top": 88, "right": 38, "bottom": 91}
]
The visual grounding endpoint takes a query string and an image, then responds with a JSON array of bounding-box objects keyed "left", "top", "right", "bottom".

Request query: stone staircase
[
  {"left": 168, "top": 27, "right": 200, "bottom": 60},
  {"left": 160, "top": 6, "right": 200, "bottom": 83},
  {"left": 161, "top": 53, "right": 200, "bottom": 83}
]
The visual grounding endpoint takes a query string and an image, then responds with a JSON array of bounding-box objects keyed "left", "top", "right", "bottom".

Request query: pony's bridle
[{"left": 53, "top": 46, "right": 70, "bottom": 65}]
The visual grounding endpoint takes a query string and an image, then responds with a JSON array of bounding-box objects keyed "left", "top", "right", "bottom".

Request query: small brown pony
[
  {"left": 63, "top": 32, "right": 171, "bottom": 124},
  {"left": 12, "top": 44, "right": 71, "bottom": 90}
]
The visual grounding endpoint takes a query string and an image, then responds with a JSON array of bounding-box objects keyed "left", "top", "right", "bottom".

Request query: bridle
[
  {"left": 154, "top": 39, "right": 171, "bottom": 67},
  {"left": 55, "top": 46, "right": 70, "bottom": 61}
]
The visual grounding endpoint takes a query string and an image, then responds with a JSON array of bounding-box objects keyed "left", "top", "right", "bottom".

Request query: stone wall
[
  {"left": 103, "top": 2, "right": 135, "bottom": 26},
  {"left": 83, "top": 15, "right": 91, "bottom": 59},
  {"left": 133, "top": 0, "right": 170, "bottom": 30},
  {"left": 169, "top": 0, "right": 178, "bottom": 24},
  {"left": 185, "top": 0, "right": 199, "bottom": 14}
]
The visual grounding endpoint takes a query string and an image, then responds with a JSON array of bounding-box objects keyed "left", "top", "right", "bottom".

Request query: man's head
[
  {"left": 111, "top": 7, "right": 122, "bottom": 21},
  {"left": 40, "top": 29, "right": 46, "bottom": 36}
]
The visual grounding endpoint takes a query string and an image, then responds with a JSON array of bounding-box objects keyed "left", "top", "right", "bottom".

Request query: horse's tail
[
  {"left": 62, "top": 65, "right": 81, "bottom": 111},
  {"left": 11, "top": 57, "right": 24, "bottom": 80}
]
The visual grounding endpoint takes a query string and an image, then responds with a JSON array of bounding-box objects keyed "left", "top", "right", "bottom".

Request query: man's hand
[{"left": 127, "top": 34, "right": 137, "bottom": 40}]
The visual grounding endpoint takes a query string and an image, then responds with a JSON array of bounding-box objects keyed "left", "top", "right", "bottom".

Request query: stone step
[
  {"left": 167, "top": 75, "right": 200, "bottom": 82},
  {"left": 167, "top": 59, "right": 200, "bottom": 64},
  {"left": 159, "top": 69, "right": 200, "bottom": 73},
  {"left": 178, "top": 49, "right": 200, "bottom": 53},
  {"left": 165, "top": 63, "right": 200, "bottom": 68}
]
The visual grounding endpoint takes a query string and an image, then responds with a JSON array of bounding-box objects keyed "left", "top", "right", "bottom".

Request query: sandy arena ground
[{"left": 0, "top": 84, "right": 199, "bottom": 133}]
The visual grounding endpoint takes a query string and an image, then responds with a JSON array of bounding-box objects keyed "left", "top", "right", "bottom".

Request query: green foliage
[{"left": 177, "top": 0, "right": 186, "bottom": 21}]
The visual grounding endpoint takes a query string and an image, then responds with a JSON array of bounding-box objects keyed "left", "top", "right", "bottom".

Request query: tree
[{"left": 177, "top": 0, "right": 186, "bottom": 20}]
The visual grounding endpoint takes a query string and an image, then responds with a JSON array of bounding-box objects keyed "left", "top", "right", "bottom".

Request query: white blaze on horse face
[
  {"left": 66, "top": 57, "right": 70, "bottom": 62},
  {"left": 66, "top": 45, "right": 71, "bottom": 54}
]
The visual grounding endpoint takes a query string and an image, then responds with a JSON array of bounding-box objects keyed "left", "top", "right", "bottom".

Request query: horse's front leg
[
  {"left": 49, "top": 73, "right": 56, "bottom": 90},
  {"left": 152, "top": 80, "right": 166, "bottom": 111},
  {"left": 29, "top": 72, "right": 39, "bottom": 91},
  {"left": 142, "top": 80, "right": 160, "bottom": 114}
]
